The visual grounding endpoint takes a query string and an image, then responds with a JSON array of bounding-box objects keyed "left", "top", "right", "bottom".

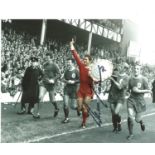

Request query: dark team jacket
[
  {"left": 63, "top": 68, "right": 79, "bottom": 88},
  {"left": 42, "top": 61, "right": 60, "bottom": 85},
  {"left": 108, "top": 73, "right": 129, "bottom": 101},
  {"left": 128, "top": 75, "right": 149, "bottom": 99}
]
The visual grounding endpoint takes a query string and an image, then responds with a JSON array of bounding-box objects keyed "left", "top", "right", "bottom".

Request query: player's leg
[
  {"left": 49, "top": 88, "right": 59, "bottom": 117},
  {"left": 135, "top": 112, "right": 145, "bottom": 131},
  {"left": 62, "top": 94, "right": 70, "bottom": 123},
  {"left": 77, "top": 97, "right": 83, "bottom": 115},
  {"left": 115, "top": 102, "right": 123, "bottom": 132},
  {"left": 70, "top": 91, "right": 78, "bottom": 110},
  {"left": 70, "top": 90, "right": 79, "bottom": 116},
  {"left": 127, "top": 107, "right": 135, "bottom": 140},
  {"left": 82, "top": 96, "right": 92, "bottom": 128},
  {"left": 110, "top": 103, "right": 117, "bottom": 132},
  {"left": 70, "top": 98, "right": 78, "bottom": 110}
]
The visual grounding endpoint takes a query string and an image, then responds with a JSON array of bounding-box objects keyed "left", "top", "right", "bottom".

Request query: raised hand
[{"left": 70, "top": 38, "right": 75, "bottom": 50}]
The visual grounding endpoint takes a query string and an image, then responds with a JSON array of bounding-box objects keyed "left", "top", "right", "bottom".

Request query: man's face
[
  {"left": 67, "top": 60, "right": 73, "bottom": 69},
  {"left": 32, "top": 61, "right": 38, "bottom": 67},
  {"left": 46, "top": 55, "right": 51, "bottom": 61},
  {"left": 134, "top": 65, "right": 141, "bottom": 76},
  {"left": 83, "top": 57, "right": 90, "bottom": 66},
  {"left": 25, "top": 61, "right": 29, "bottom": 67},
  {"left": 118, "top": 64, "right": 126, "bottom": 74}
]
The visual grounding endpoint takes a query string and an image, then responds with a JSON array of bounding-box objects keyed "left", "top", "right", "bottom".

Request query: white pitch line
[
  {"left": 142, "top": 112, "right": 155, "bottom": 117},
  {"left": 24, "top": 122, "right": 113, "bottom": 143},
  {"left": 24, "top": 111, "right": 155, "bottom": 143}
]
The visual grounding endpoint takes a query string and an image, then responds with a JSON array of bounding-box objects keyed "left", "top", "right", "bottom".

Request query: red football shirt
[{"left": 71, "top": 50, "right": 93, "bottom": 98}]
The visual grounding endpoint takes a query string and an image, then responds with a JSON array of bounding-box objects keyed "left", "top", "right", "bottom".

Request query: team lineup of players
[{"left": 18, "top": 39, "right": 153, "bottom": 140}]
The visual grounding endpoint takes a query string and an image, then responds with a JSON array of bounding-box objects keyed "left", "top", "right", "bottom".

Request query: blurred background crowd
[{"left": 1, "top": 22, "right": 155, "bottom": 97}]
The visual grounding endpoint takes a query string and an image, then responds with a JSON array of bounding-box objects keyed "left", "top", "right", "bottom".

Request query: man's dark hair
[
  {"left": 134, "top": 63, "right": 141, "bottom": 68},
  {"left": 67, "top": 58, "right": 75, "bottom": 63},
  {"left": 46, "top": 53, "right": 52, "bottom": 58},
  {"left": 84, "top": 54, "right": 92, "bottom": 61}
]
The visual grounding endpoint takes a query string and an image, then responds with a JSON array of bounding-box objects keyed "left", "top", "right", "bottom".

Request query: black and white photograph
[
  {"left": 0, "top": 0, "right": 155, "bottom": 155},
  {"left": 1, "top": 18, "right": 155, "bottom": 143}
]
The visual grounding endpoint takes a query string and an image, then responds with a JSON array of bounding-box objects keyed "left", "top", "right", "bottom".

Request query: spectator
[{"left": 17, "top": 57, "right": 43, "bottom": 115}]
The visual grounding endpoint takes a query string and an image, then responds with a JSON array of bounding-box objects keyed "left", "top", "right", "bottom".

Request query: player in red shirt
[{"left": 70, "top": 39, "right": 94, "bottom": 128}]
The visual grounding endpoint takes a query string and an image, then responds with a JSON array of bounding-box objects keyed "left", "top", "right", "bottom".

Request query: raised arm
[{"left": 70, "top": 39, "right": 82, "bottom": 66}]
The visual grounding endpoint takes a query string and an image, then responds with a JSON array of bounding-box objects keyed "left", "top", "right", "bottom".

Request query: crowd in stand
[{"left": 1, "top": 25, "right": 155, "bottom": 96}]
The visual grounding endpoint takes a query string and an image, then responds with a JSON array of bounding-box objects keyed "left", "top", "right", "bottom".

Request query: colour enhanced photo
[{"left": 1, "top": 19, "right": 155, "bottom": 143}]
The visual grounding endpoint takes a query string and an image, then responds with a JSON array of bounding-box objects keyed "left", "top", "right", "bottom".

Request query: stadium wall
[{"left": 120, "top": 20, "right": 139, "bottom": 56}]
